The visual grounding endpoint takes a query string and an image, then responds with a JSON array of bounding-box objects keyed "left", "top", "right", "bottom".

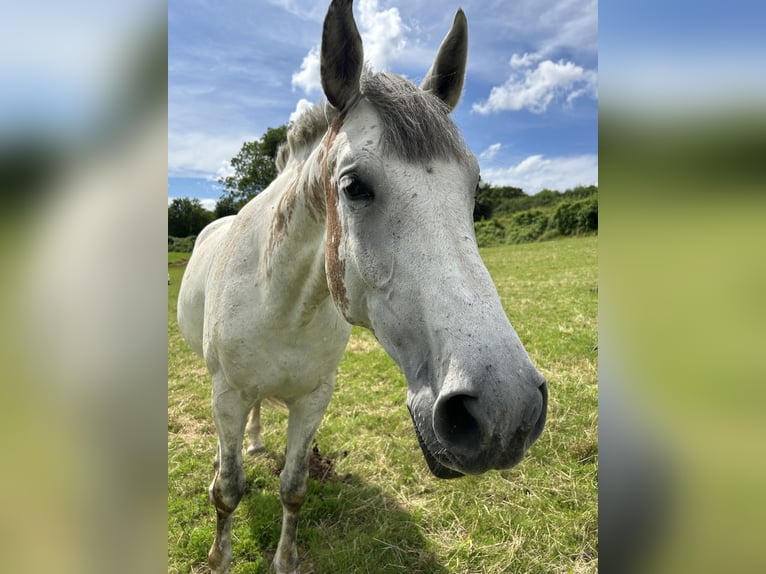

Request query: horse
[{"left": 177, "top": 1, "right": 548, "bottom": 572}]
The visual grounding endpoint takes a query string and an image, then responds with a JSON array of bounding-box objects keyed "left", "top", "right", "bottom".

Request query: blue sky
[{"left": 169, "top": 0, "right": 598, "bottom": 210}]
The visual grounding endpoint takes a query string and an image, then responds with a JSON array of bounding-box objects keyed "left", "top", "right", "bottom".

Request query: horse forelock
[{"left": 360, "top": 71, "right": 469, "bottom": 163}]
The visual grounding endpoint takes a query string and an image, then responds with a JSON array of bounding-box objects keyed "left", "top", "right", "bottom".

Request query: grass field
[{"left": 168, "top": 235, "right": 597, "bottom": 573}]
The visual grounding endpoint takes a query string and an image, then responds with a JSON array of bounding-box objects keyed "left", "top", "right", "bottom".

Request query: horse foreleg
[
  {"left": 273, "top": 378, "right": 334, "bottom": 574},
  {"left": 245, "top": 400, "right": 265, "bottom": 455},
  {"left": 207, "top": 378, "right": 251, "bottom": 574}
]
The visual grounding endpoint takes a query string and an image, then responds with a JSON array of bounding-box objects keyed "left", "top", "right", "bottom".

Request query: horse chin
[{"left": 408, "top": 405, "right": 465, "bottom": 479}]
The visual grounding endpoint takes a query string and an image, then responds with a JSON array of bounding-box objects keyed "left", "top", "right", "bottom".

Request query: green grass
[
  {"left": 168, "top": 235, "right": 597, "bottom": 573},
  {"left": 169, "top": 252, "right": 192, "bottom": 266}
]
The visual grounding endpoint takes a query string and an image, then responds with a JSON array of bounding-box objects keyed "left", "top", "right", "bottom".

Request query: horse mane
[
  {"left": 276, "top": 103, "right": 329, "bottom": 173},
  {"left": 276, "top": 70, "right": 469, "bottom": 173}
]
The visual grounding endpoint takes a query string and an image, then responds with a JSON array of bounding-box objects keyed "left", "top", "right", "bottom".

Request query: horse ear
[
  {"left": 321, "top": 0, "right": 364, "bottom": 111},
  {"left": 420, "top": 9, "right": 468, "bottom": 111}
]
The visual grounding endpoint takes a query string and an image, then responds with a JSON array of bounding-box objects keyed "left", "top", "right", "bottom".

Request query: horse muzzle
[{"left": 408, "top": 374, "right": 548, "bottom": 478}]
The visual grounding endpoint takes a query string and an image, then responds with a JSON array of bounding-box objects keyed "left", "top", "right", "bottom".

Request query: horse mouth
[
  {"left": 408, "top": 406, "right": 464, "bottom": 479},
  {"left": 407, "top": 387, "right": 544, "bottom": 477}
]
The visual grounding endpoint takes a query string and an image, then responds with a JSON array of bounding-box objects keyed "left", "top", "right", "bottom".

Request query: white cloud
[
  {"left": 473, "top": 53, "right": 597, "bottom": 114},
  {"left": 510, "top": 52, "right": 542, "bottom": 69},
  {"left": 357, "top": 0, "right": 407, "bottom": 71},
  {"left": 265, "top": 0, "right": 325, "bottom": 22},
  {"left": 481, "top": 154, "right": 598, "bottom": 194},
  {"left": 214, "top": 160, "right": 235, "bottom": 182},
  {"left": 291, "top": 0, "right": 408, "bottom": 96},
  {"left": 168, "top": 131, "right": 257, "bottom": 179},
  {"left": 537, "top": 0, "right": 598, "bottom": 57},
  {"left": 199, "top": 199, "right": 216, "bottom": 211},
  {"left": 291, "top": 47, "right": 321, "bottom": 94},
  {"left": 479, "top": 143, "right": 502, "bottom": 161},
  {"left": 289, "top": 98, "right": 315, "bottom": 123}
]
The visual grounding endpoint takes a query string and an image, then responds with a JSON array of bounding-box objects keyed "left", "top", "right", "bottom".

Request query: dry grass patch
[{"left": 168, "top": 237, "right": 597, "bottom": 573}]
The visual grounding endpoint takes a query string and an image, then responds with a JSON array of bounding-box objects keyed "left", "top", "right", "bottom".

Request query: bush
[
  {"left": 576, "top": 194, "right": 598, "bottom": 232},
  {"left": 506, "top": 209, "right": 549, "bottom": 244},
  {"left": 474, "top": 219, "right": 506, "bottom": 247},
  {"left": 551, "top": 195, "right": 598, "bottom": 236},
  {"left": 168, "top": 236, "right": 196, "bottom": 252},
  {"left": 551, "top": 201, "right": 578, "bottom": 236},
  {"left": 472, "top": 186, "right": 597, "bottom": 246},
  {"left": 538, "top": 225, "right": 562, "bottom": 242}
]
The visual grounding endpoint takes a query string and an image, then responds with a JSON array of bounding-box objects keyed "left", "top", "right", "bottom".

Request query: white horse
[{"left": 177, "top": 1, "right": 548, "bottom": 572}]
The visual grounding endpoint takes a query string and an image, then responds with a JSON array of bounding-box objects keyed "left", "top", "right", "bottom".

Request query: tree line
[
  {"left": 474, "top": 183, "right": 597, "bottom": 221},
  {"left": 168, "top": 124, "right": 288, "bottom": 240},
  {"left": 169, "top": 125, "right": 596, "bottom": 250},
  {"left": 472, "top": 182, "right": 597, "bottom": 247}
]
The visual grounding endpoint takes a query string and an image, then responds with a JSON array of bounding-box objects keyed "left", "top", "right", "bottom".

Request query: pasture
[{"left": 168, "top": 235, "right": 597, "bottom": 573}]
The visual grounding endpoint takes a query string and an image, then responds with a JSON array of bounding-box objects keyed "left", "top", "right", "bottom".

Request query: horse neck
[{"left": 261, "top": 146, "right": 332, "bottom": 320}]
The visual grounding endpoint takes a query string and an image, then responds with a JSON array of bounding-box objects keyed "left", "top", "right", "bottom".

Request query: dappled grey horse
[{"left": 177, "top": 1, "right": 547, "bottom": 572}]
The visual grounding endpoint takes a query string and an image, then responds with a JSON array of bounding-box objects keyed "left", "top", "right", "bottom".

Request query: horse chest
[{"left": 209, "top": 303, "right": 351, "bottom": 398}]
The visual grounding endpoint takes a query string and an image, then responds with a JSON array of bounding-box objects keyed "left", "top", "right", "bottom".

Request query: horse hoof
[
  {"left": 246, "top": 441, "right": 266, "bottom": 456},
  {"left": 208, "top": 547, "right": 231, "bottom": 574},
  {"left": 272, "top": 554, "right": 298, "bottom": 574}
]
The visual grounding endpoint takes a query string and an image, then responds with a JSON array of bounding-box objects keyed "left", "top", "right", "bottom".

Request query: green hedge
[
  {"left": 474, "top": 196, "right": 597, "bottom": 248},
  {"left": 168, "top": 236, "right": 196, "bottom": 252},
  {"left": 506, "top": 209, "right": 549, "bottom": 244},
  {"left": 551, "top": 195, "right": 598, "bottom": 236},
  {"left": 474, "top": 219, "right": 507, "bottom": 248}
]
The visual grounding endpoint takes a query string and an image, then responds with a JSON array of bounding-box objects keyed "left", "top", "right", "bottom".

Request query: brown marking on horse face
[{"left": 322, "top": 113, "right": 350, "bottom": 314}]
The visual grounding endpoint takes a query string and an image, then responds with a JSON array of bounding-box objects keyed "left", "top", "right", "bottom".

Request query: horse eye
[{"left": 340, "top": 175, "right": 374, "bottom": 202}]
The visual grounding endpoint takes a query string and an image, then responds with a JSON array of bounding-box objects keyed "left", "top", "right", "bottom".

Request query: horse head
[{"left": 319, "top": 0, "right": 547, "bottom": 478}]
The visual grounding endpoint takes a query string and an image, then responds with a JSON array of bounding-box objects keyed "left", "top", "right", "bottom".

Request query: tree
[
  {"left": 218, "top": 125, "right": 288, "bottom": 208},
  {"left": 168, "top": 197, "right": 214, "bottom": 237},
  {"left": 214, "top": 195, "right": 241, "bottom": 219},
  {"left": 535, "top": 188, "right": 562, "bottom": 205},
  {"left": 474, "top": 183, "right": 528, "bottom": 220},
  {"left": 562, "top": 184, "right": 598, "bottom": 200},
  {"left": 473, "top": 179, "right": 494, "bottom": 221},
  {"left": 551, "top": 195, "right": 598, "bottom": 236}
]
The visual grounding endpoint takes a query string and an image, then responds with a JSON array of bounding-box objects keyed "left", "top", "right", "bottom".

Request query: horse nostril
[{"left": 434, "top": 394, "right": 482, "bottom": 451}]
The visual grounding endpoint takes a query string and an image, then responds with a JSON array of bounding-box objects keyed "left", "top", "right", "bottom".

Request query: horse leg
[
  {"left": 273, "top": 378, "right": 334, "bottom": 574},
  {"left": 245, "top": 400, "right": 266, "bottom": 455},
  {"left": 207, "top": 376, "right": 251, "bottom": 574}
]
